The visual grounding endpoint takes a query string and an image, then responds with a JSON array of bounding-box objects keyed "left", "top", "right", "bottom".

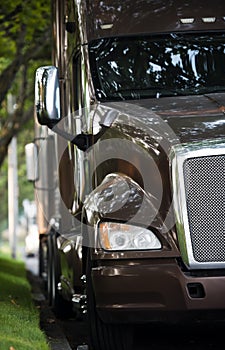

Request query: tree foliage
[
  {"left": 0, "top": 0, "right": 51, "bottom": 166},
  {"left": 0, "top": 1, "right": 51, "bottom": 225}
]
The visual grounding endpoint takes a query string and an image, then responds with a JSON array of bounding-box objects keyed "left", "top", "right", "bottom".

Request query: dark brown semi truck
[{"left": 25, "top": 1, "right": 225, "bottom": 349}]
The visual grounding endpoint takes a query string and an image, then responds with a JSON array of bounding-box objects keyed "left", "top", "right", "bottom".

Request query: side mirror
[
  {"left": 25, "top": 143, "right": 39, "bottom": 182},
  {"left": 35, "top": 66, "right": 61, "bottom": 128}
]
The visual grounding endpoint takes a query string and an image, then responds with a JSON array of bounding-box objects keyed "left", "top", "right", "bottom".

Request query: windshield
[{"left": 89, "top": 33, "right": 225, "bottom": 101}]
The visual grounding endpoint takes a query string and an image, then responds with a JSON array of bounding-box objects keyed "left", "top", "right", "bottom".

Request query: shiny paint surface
[
  {"left": 92, "top": 261, "right": 225, "bottom": 323},
  {"left": 135, "top": 93, "right": 225, "bottom": 143}
]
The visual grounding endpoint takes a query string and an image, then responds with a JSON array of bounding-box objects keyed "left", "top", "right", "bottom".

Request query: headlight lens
[{"left": 99, "top": 222, "right": 162, "bottom": 251}]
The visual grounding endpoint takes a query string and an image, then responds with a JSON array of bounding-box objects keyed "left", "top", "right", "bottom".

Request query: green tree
[
  {"left": 0, "top": 1, "right": 51, "bottom": 225},
  {"left": 0, "top": 0, "right": 51, "bottom": 166}
]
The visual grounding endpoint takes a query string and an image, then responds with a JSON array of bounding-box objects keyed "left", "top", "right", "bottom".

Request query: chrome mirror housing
[{"left": 35, "top": 66, "right": 61, "bottom": 127}]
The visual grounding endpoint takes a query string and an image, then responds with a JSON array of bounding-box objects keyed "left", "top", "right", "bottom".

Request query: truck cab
[{"left": 26, "top": 1, "right": 225, "bottom": 349}]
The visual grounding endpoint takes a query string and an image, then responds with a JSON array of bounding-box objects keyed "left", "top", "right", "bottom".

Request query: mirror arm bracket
[{"left": 71, "top": 125, "right": 109, "bottom": 151}]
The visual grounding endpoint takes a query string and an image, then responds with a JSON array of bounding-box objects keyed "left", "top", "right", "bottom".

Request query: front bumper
[{"left": 92, "top": 259, "right": 225, "bottom": 324}]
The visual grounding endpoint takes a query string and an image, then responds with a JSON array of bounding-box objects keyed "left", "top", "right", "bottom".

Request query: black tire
[
  {"left": 47, "top": 233, "right": 53, "bottom": 306},
  {"left": 50, "top": 232, "right": 72, "bottom": 318},
  {"left": 39, "top": 235, "right": 48, "bottom": 287},
  {"left": 86, "top": 252, "right": 133, "bottom": 350}
]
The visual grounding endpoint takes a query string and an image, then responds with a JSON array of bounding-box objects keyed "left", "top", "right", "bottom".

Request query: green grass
[{"left": 0, "top": 253, "right": 49, "bottom": 350}]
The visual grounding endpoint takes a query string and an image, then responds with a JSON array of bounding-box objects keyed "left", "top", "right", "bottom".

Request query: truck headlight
[{"left": 99, "top": 222, "right": 162, "bottom": 251}]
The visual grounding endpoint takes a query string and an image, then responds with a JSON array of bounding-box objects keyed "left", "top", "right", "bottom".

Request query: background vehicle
[{"left": 26, "top": 1, "right": 225, "bottom": 349}]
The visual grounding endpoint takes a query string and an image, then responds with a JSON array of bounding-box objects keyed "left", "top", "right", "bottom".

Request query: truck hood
[
  {"left": 133, "top": 92, "right": 225, "bottom": 144},
  {"left": 102, "top": 93, "right": 225, "bottom": 144}
]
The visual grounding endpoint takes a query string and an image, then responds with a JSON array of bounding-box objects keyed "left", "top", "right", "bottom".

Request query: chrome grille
[
  {"left": 183, "top": 155, "right": 225, "bottom": 263},
  {"left": 171, "top": 140, "right": 225, "bottom": 269}
]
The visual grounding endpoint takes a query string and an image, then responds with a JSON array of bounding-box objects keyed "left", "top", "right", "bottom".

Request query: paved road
[{"left": 26, "top": 257, "right": 225, "bottom": 350}]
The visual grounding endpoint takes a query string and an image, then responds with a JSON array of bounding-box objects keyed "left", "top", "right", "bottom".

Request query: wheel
[
  {"left": 49, "top": 232, "right": 72, "bottom": 318},
  {"left": 47, "top": 233, "right": 53, "bottom": 305},
  {"left": 86, "top": 251, "right": 133, "bottom": 350},
  {"left": 39, "top": 235, "right": 48, "bottom": 286}
]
